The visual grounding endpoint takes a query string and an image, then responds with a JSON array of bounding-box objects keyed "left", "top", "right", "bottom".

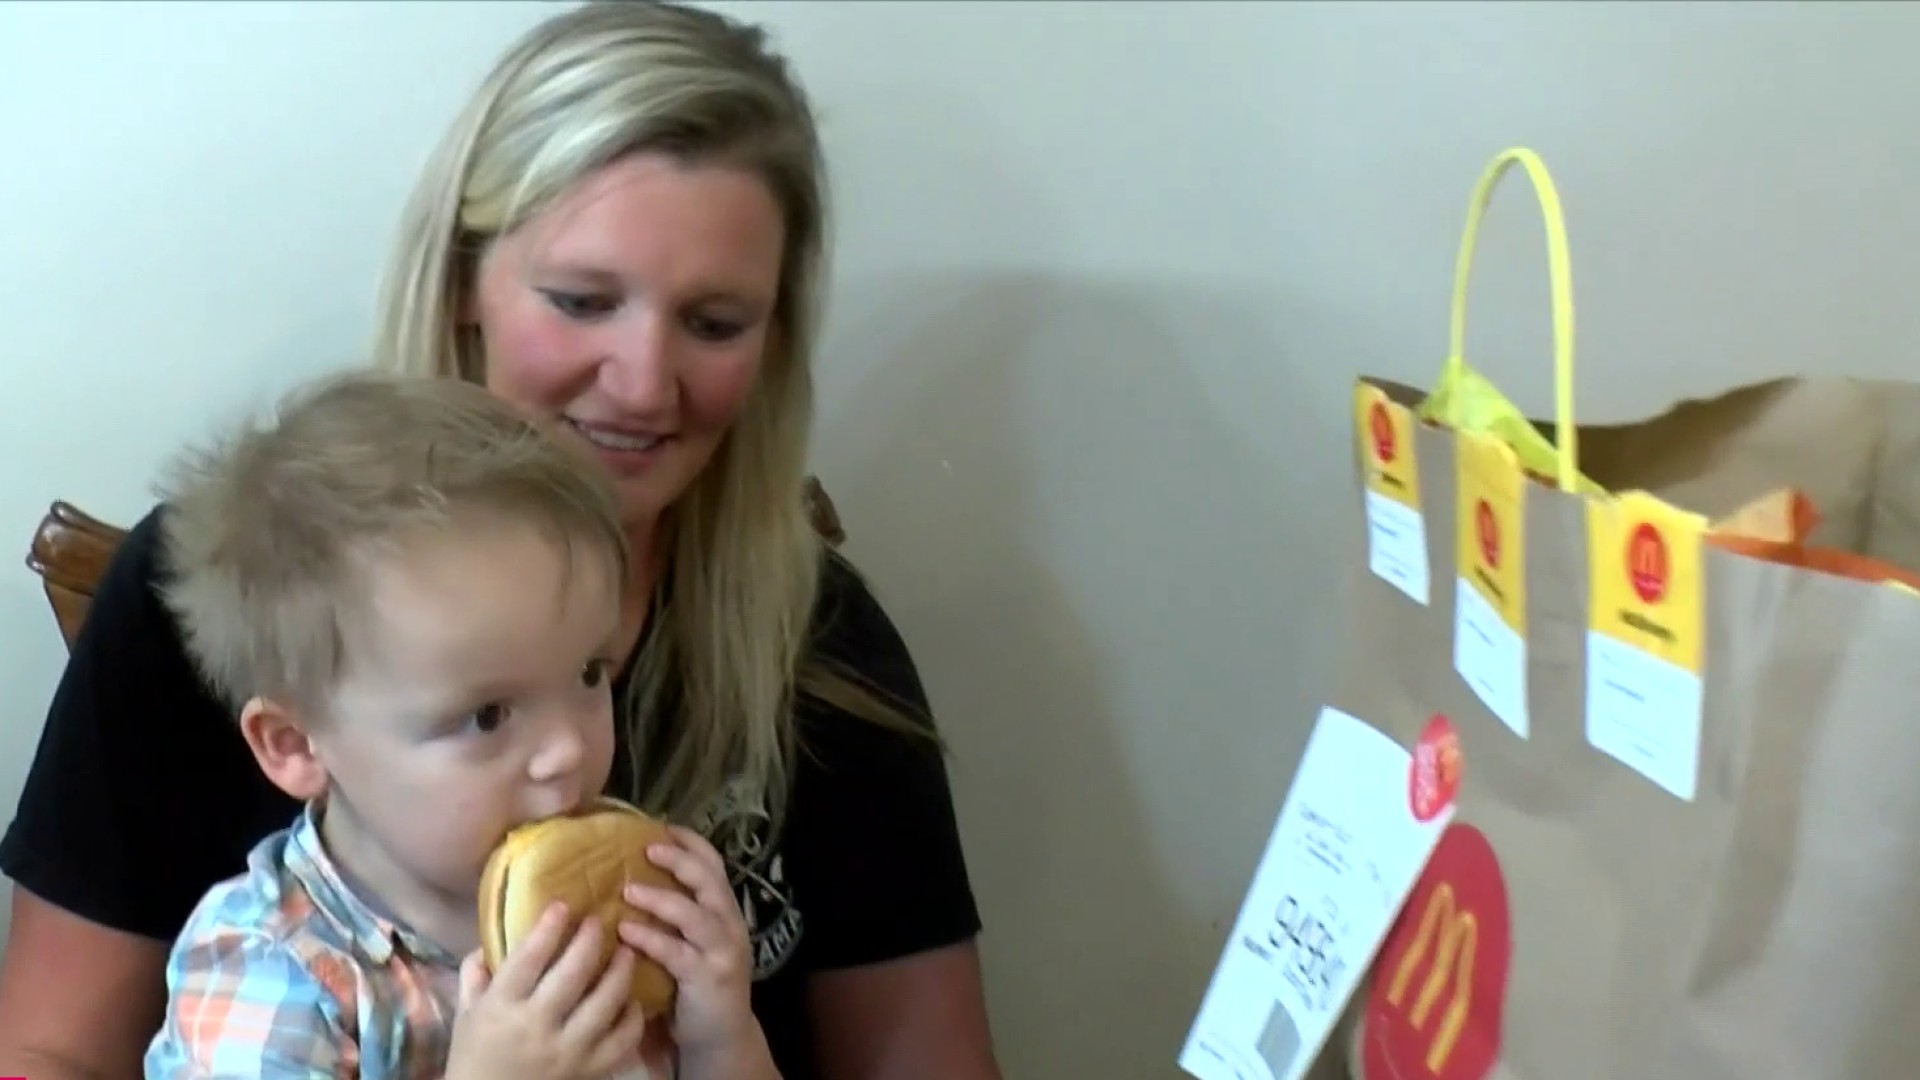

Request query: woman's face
[{"left": 472, "top": 152, "right": 787, "bottom": 532}]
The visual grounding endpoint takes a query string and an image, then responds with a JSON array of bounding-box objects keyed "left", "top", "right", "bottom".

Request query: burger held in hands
[
  {"left": 456, "top": 794, "right": 776, "bottom": 1080},
  {"left": 480, "top": 796, "right": 691, "bottom": 1019}
]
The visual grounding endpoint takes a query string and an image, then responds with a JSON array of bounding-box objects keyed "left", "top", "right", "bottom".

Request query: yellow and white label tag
[
  {"left": 1354, "top": 384, "right": 1429, "bottom": 605},
  {"left": 1584, "top": 492, "right": 1706, "bottom": 801},
  {"left": 1453, "top": 432, "right": 1528, "bottom": 738}
]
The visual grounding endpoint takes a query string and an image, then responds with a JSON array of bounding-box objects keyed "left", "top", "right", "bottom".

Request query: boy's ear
[{"left": 238, "top": 697, "right": 329, "bottom": 802}]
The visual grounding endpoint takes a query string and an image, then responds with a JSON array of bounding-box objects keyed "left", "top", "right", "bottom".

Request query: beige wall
[{"left": 4, "top": 2, "right": 1920, "bottom": 1075}]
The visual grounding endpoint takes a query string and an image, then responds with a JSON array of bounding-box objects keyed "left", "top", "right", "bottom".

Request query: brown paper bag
[{"left": 1323, "top": 149, "right": 1920, "bottom": 1080}]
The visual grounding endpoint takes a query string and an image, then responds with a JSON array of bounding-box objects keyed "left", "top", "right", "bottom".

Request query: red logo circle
[
  {"left": 1362, "top": 823, "right": 1511, "bottom": 1080},
  {"left": 1628, "top": 522, "right": 1668, "bottom": 604},
  {"left": 1370, "top": 402, "right": 1397, "bottom": 465},
  {"left": 1410, "top": 714, "right": 1462, "bottom": 823},
  {"left": 1475, "top": 500, "right": 1499, "bottom": 570}
]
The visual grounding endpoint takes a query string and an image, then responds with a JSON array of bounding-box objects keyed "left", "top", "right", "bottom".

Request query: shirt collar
[{"left": 282, "top": 801, "right": 462, "bottom": 968}]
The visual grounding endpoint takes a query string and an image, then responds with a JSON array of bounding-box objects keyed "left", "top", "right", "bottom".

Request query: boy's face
[{"left": 308, "top": 519, "right": 624, "bottom": 921}]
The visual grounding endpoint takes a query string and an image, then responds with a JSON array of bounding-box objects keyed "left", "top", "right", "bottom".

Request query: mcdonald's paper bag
[
  {"left": 1320, "top": 146, "right": 1920, "bottom": 1079},
  {"left": 1333, "top": 372, "right": 1920, "bottom": 1080}
]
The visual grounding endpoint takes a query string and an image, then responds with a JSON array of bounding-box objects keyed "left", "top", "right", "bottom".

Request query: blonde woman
[{"left": 0, "top": 3, "right": 1001, "bottom": 1078}]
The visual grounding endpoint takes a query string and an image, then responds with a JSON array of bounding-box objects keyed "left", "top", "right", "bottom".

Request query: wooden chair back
[{"left": 25, "top": 476, "right": 847, "bottom": 652}]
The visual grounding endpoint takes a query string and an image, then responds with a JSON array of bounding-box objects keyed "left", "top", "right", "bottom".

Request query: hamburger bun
[{"left": 478, "top": 796, "right": 686, "bottom": 1018}]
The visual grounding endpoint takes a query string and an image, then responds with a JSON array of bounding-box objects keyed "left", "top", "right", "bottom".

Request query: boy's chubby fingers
[{"left": 491, "top": 901, "right": 573, "bottom": 999}]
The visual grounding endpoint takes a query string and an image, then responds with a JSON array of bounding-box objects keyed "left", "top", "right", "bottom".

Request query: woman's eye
[
  {"left": 685, "top": 312, "right": 745, "bottom": 343},
  {"left": 541, "top": 289, "right": 618, "bottom": 320},
  {"left": 580, "top": 659, "right": 612, "bottom": 690},
  {"left": 464, "top": 703, "right": 508, "bottom": 734}
]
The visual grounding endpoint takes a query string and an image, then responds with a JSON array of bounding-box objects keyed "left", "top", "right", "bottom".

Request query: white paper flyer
[{"left": 1177, "top": 706, "right": 1458, "bottom": 1080}]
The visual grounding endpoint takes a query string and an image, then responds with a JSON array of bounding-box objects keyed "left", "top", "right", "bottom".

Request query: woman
[{"left": 0, "top": 3, "right": 1002, "bottom": 1078}]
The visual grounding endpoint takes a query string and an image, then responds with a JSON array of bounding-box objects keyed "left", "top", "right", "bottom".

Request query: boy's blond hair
[{"left": 155, "top": 369, "right": 629, "bottom": 716}]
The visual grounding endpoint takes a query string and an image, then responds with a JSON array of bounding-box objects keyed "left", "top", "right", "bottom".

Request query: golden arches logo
[
  {"left": 1628, "top": 521, "right": 1668, "bottom": 604},
  {"left": 1362, "top": 823, "right": 1510, "bottom": 1080},
  {"left": 1370, "top": 401, "right": 1398, "bottom": 465},
  {"left": 1475, "top": 499, "right": 1499, "bottom": 570},
  {"left": 1384, "top": 883, "right": 1477, "bottom": 1073}
]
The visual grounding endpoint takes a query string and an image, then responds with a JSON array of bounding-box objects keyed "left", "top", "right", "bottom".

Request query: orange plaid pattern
[
  {"left": 141, "top": 804, "right": 464, "bottom": 1078},
  {"left": 144, "top": 803, "right": 673, "bottom": 1079}
]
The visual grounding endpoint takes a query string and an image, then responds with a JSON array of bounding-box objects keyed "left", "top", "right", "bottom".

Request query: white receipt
[{"left": 1178, "top": 706, "right": 1453, "bottom": 1080}]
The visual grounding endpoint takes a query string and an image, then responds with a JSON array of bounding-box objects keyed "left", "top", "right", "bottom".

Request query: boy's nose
[{"left": 528, "top": 720, "right": 587, "bottom": 779}]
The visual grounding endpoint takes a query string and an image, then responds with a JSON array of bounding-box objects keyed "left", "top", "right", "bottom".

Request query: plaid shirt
[{"left": 144, "top": 804, "right": 672, "bottom": 1079}]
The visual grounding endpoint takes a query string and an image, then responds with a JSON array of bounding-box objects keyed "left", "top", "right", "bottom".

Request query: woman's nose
[{"left": 595, "top": 315, "right": 678, "bottom": 415}]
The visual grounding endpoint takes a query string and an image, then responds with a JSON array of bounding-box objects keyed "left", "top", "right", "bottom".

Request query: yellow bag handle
[{"left": 1443, "top": 147, "right": 1579, "bottom": 490}]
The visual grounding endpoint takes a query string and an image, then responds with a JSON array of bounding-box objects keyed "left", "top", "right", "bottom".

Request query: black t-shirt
[{"left": 0, "top": 503, "right": 982, "bottom": 1079}]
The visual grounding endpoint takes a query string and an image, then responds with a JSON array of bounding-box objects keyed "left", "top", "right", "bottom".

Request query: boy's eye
[
  {"left": 580, "top": 659, "right": 612, "bottom": 690},
  {"left": 465, "top": 703, "right": 508, "bottom": 734}
]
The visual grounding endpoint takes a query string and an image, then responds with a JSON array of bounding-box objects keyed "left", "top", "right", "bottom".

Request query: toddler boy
[{"left": 142, "top": 370, "right": 665, "bottom": 1080}]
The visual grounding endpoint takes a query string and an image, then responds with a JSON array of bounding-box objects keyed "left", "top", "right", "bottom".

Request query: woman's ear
[
  {"left": 455, "top": 245, "right": 488, "bottom": 327},
  {"left": 762, "top": 317, "right": 785, "bottom": 369},
  {"left": 239, "top": 697, "right": 329, "bottom": 802}
]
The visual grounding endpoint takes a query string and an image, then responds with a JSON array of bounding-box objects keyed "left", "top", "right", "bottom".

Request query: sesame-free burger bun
[{"left": 477, "top": 796, "right": 685, "bottom": 1018}]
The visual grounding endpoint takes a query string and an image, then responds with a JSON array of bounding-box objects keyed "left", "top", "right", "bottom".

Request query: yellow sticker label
[
  {"left": 1455, "top": 432, "right": 1526, "bottom": 633},
  {"left": 1355, "top": 384, "right": 1421, "bottom": 510},
  {"left": 1587, "top": 492, "right": 1705, "bottom": 673}
]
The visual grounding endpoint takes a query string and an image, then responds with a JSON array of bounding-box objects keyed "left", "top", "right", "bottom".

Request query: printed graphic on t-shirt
[{"left": 696, "top": 778, "right": 803, "bottom": 979}]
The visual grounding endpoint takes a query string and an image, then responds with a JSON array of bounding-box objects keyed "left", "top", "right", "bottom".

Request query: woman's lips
[{"left": 564, "top": 417, "right": 670, "bottom": 474}]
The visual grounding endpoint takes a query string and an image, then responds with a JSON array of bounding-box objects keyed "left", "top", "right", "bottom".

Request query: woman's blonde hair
[{"left": 370, "top": 0, "right": 924, "bottom": 833}]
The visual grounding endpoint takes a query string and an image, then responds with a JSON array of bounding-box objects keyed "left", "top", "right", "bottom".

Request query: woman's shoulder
[
  {"left": 777, "top": 549, "right": 984, "bottom": 971},
  {"left": 800, "top": 549, "right": 939, "bottom": 742},
  {"left": 66, "top": 500, "right": 189, "bottom": 656},
  {"left": 806, "top": 545, "right": 933, "bottom": 707},
  {"left": 808, "top": 548, "right": 898, "bottom": 649},
  {"left": 0, "top": 499, "right": 295, "bottom": 942}
]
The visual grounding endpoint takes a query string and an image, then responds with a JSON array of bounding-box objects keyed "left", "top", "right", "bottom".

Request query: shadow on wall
[{"left": 818, "top": 271, "right": 1329, "bottom": 1077}]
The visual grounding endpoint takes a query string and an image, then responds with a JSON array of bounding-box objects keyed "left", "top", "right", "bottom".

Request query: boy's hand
[
  {"left": 446, "top": 902, "right": 648, "bottom": 1080},
  {"left": 618, "top": 826, "right": 777, "bottom": 1075}
]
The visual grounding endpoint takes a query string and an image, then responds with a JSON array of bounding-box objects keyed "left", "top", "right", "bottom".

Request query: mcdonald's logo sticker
[
  {"left": 1628, "top": 521, "right": 1668, "bottom": 605},
  {"left": 1474, "top": 499, "right": 1499, "bottom": 570},
  {"left": 1370, "top": 401, "right": 1397, "bottom": 465},
  {"left": 1362, "top": 823, "right": 1510, "bottom": 1080},
  {"left": 1409, "top": 713, "right": 1461, "bottom": 823}
]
